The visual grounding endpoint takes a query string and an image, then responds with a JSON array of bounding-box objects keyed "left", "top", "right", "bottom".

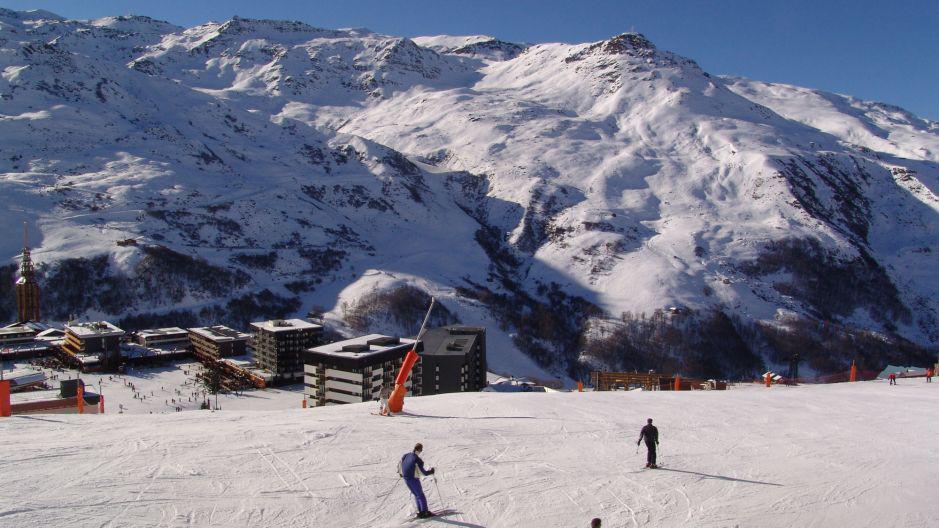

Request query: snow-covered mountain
[{"left": 2, "top": 9, "right": 937, "bottom": 379}]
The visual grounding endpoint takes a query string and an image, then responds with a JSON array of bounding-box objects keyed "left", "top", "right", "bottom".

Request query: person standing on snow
[
  {"left": 637, "top": 418, "right": 660, "bottom": 468},
  {"left": 926, "top": 367, "right": 933, "bottom": 383},
  {"left": 379, "top": 384, "right": 393, "bottom": 416},
  {"left": 889, "top": 372, "right": 897, "bottom": 385},
  {"left": 399, "top": 443, "right": 436, "bottom": 518}
]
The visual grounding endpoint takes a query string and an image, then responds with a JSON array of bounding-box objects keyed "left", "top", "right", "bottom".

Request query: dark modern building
[
  {"left": 249, "top": 319, "right": 323, "bottom": 384},
  {"left": 303, "top": 334, "right": 421, "bottom": 407},
  {"left": 62, "top": 321, "right": 125, "bottom": 370},
  {"left": 188, "top": 326, "right": 250, "bottom": 359},
  {"left": 419, "top": 326, "right": 487, "bottom": 396}
]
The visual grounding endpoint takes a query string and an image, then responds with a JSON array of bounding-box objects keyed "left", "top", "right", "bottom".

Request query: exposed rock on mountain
[{"left": 2, "top": 9, "right": 936, "bottom": 379}]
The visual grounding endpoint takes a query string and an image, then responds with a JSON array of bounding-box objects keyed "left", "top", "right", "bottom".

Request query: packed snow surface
[
  {"left": 8, "top": 361, "right": 304, "bottom": 414},
  {"left": 2, "top": 381, "right": 937, "bottom": 527}
]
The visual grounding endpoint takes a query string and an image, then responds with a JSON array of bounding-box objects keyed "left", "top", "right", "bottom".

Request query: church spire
[
  {"left": 20, "top": 222, "right": 35, "bottom": 281},
  {"left": 16, "top": 222, "right": 41, "bottom": 323}
]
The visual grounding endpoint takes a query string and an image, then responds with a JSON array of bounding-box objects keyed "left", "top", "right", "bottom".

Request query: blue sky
[{"left": 4, "top": 0, "right": 938, "bottom": 120}]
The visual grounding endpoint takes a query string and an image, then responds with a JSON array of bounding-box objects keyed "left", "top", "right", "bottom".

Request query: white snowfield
[{"left": 2, "top": 382, "right": 937, "bottom": 527}]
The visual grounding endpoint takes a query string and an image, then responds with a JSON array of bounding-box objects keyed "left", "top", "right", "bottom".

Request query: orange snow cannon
[{"left": 387, "top": 297, "right": 436, "bottom": 414}]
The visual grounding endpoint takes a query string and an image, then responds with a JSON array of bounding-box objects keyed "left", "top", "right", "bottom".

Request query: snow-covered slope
[
  {"left": 1, "top": 9, "right": 937, "bottom": 379},
  {"left": 2, "top": 383, "right": 938, "bottom": 527}
]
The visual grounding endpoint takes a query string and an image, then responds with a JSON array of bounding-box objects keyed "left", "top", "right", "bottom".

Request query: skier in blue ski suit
[{"left": 399, "top": 443, "right": 435, "bottom": 518}]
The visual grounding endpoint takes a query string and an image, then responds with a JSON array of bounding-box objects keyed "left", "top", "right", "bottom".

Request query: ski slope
[{"left": 2, "top": 382, "right": 937, "bottom": 527}]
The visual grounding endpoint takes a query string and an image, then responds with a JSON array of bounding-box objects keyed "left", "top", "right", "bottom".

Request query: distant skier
[
  {"left": 399, "top": 443, "right": 436, "bottom": 518},
  {"left": 889, "top": 372, "right": 897, "bottom": 385},
  {"left": 637, "top": 418, "right": 659, "bottom": 468},
  {"left": 926, "top": 368, "right": 933, "bottom": 383}
]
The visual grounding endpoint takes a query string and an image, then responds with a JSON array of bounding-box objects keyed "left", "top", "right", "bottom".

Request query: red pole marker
[{"left": 0, "top": 380, "right": 11, "bottom": 418}]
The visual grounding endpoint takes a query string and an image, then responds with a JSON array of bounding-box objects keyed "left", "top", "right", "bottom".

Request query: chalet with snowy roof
[
  {"left": 303, "top": 334, "right": 421, "bottom": 407},
  {"left": 249, "top": 319, "right": 323, "bottom": 384}
]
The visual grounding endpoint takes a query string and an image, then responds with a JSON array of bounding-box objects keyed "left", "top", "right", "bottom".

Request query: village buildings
[
  {"left": 62, "top": 321, "right": 125, "bottom": 370},
  {"left": 135, "top": 327, "right": 189, "bottom": 348},
  {"left": 249, "top": 319, "right": 323, "bottom": 384},
  {"left": 303, "top": 334, "right": 420, "bottom": 407},
  {"left": 188, "top": 326, "right": 250, "bottom": 360}
]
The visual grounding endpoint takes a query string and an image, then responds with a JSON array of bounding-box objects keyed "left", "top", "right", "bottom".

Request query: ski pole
[
  {"left": 432, "top": 475, "right": 443, "bottom": 504},
  {"left": 376, "top": 478, "right": 400, "bottom": 511}
]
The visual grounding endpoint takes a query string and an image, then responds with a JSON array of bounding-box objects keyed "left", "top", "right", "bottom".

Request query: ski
[{"left": 405, "top": 509, "right": 459, "bottom": 523}]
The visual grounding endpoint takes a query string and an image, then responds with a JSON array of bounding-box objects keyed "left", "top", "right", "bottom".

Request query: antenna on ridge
[{"left": 23, "top": 221, "right": 28, "bottom": 249}]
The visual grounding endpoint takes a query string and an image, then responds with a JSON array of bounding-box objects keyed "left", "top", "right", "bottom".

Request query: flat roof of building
[
  {"left": 65, "top": 321, "right": 125, "bottom": 338},
  {"left": 189, "top": 326, "right": 251, "bottom": 342},
  {"left": 222, "top": 354, "right": 275, "bottom": 382},
  {"left": 250, "top": 319, "right": 323, "bottom": 333},
  {"left": 2, "top": 321, "right": 48, "bottom": 331},
  {"left": 2, "top": 369, "right": 46, "bottom": 386},
  {"left": 136, "top": 327, "right": 188, "bottom": 338},
  {"left": 11, "top": 389, "right": 62, "bottom": 404},
  {"left": 120, "top": 343, "right": 190, "bottom": 358},
  {"left": 310, "top": 334, "right": 416, "bottom": 358},
  {"left": 0, "top": 326, "right": 37, "bottom": 337},
  {"left": 11, "top": 388, "right": 100, "bottom": 404},
  {"left": 421, "top": 326, "right": 483, "bottom": 357},
  {"left": 0, "top": 341, "right": 56, "bottom": 355}
]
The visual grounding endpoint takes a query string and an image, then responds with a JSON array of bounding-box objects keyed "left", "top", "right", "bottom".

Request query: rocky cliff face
[{"left": 1, "top": 9, "right": 936, "bottom": 378}]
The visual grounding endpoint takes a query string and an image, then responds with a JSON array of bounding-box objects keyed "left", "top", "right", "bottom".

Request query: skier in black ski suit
[
  {"left": 637, "top": 418, "right": 659, "bottom": 468},
  {"left": 399, "top": 443, "right": 435, "bottom": 518}
]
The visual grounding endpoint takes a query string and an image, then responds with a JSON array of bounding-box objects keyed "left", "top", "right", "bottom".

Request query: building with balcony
[
  {"left": 135, "top": 327, "right": 190, "bottom": 348},
  {"left": 62, "top": 321, "right": 125, "bottom": 370},
  {"left": 188, "top": 326, "right": 250, "bottom": 360},
  {"left": 303, "top": 334, "right": 421, "bottom": 407},
  {"left": 0, "top": 322, "right": 40, "bottom": 346},
  {"left": 249, "top": 319, "right": 323, "bottom": 384},
  {"left": 419, "top": 326, "right": 487, "bottom": 396}
]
